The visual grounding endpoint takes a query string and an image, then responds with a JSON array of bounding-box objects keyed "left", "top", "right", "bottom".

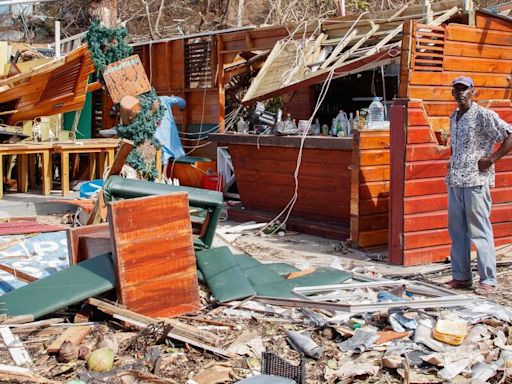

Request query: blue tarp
[{"left": 154, "top": 95, "right": 186, "bottom": 164}]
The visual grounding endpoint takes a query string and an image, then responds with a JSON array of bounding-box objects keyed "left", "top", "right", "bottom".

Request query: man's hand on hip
[{"left": 478, "top": 156, "right": 494, "bottom": 171}]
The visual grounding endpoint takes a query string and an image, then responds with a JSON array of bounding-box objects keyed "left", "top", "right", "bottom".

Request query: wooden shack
[
  {"left": 94, "top": 2, "right": 512, "bottom": 266},
  {"left": 211, "top": 5, "right": 512, "bottom": 266}
]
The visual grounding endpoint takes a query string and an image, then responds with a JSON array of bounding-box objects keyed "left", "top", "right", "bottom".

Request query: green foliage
[
  {"left": 84, "top": 20, "right": 133, "bottom": 75},
  {"left": 126, "top": 150, "right": 159, "bottom": 181},
  {"left": 265, "top": 96, "right": 284, "bottom": 114},
  {"left": 346, "top": 0, "right": 369, "bottom": 11}
]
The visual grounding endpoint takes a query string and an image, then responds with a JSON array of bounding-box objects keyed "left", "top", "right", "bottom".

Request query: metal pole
[{"left": 54, "top": 20, "right": 60, "bottom": 59}]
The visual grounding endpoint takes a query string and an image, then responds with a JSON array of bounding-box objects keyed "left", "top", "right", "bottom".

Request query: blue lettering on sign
[{"left": 0, "top": 231, "right": 69, "bottom": 294}]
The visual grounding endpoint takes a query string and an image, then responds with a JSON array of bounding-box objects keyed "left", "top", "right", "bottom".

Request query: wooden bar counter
[{"left": 209, "top": 133, "right": 353, "bottom": 239}]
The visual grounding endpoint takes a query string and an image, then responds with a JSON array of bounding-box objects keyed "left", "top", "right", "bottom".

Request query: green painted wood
[
  {"left": 0, "top": 253, "right": 116, "bottom": 318},
  {"left": 196, "top": 246, "right": 257, "bottom": 302},
  {"left": 63, "top": 78, "right": 93, "bottom": 139},
  {"left": 254, "top": 267, "right": 353, "bottom": 298}
]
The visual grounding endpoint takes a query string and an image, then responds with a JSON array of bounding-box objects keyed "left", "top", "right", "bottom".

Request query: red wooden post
[{"left": 389, "top": 100, "right": 407, "bottom": 265}]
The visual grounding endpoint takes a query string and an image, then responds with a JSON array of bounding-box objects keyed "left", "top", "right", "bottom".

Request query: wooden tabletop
[
  {"left": 208, "top": 133, "right": 353, "bottom": 150},
  {"left": 0, "top": 143, "right": 54, "bottom": 152},
  {"left": 52, "top": 139, "right": 121, "bottom": 151}
]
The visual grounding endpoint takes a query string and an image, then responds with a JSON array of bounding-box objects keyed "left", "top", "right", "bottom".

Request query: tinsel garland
[
  {"left": 85, "top": 22, "right": 163, "bottom": 181},
  {"left": 84, "top": 20, "right": 133, "bottom": 74}
]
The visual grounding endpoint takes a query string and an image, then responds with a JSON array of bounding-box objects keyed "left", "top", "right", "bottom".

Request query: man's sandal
[
  {"left": 474, "top": 283, "right": 496, "bottom": 295},
  {"left": 443, "top": 279, "right": 473, "bottom": 289}
]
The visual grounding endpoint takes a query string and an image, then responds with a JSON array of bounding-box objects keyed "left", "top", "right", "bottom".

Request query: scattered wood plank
[
  {"left": 113, "top": 313, "right": 233, "bottom": 359},
  {"left": 0, "top": 364, "right": 59, "bottom": 383},
  {"left": 87, "top": 298, "right": 220, "bottom": 346},
  {"left": 0, "top": 326, "right": 31, "bottom": 366},
  {"left": 0, "top": 222, "right": 65, "bottom": 236},
  {"left": 0, "top": 315, "right": 34, "bottom": 325},
  {"left": 46, "top": 325, "right": 92, "bottom": 354},
  {"left": 5, "top": 318, "right": 64, "bottom": 330}
]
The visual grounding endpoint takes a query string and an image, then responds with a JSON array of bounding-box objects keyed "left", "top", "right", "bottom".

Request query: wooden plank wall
[
  {"left": 228, "top": 143, "right": 352, "bottom": 224},
  {"left": 350, "top": 129, "right": 390, "bottom": 248},
  {"left": 402, "top": 13, "right": 512, "bottom": 131},
  {"left": 391, "top": 12, "right": 512, "bottom": 265},
  {"left": 389, "top": 100, "right": 512, "bottom": 266},
  {"left": 283, "top": 86, "right": 315, "bottom": 121}
]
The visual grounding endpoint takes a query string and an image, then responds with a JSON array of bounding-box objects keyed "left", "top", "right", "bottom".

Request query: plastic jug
[
  {"left": 367, "top": 97, "right": 385, "bottom": 129},
  {"left": 334, "top": 110, "right": 349, "bottom": 137}
]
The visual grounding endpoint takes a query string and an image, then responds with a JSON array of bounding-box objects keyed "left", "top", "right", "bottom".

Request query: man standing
[{"left": 445, "top": 76, "right": 512, "bottom": 295}]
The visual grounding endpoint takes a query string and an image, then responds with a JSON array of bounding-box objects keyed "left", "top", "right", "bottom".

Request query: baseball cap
[{"left": 452, "top": 76, "right": 474, "bottom": 88}]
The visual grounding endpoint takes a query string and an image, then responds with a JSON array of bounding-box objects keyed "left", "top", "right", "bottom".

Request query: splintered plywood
[
  {"left": 107, "top": 193, "right": 200, "bottom": 318},
  {"left": 103, "top": 55, "right": 151, "bottom": 104},
  {"left": 242, "top": 37, "right": 321, "bottom": 103}
]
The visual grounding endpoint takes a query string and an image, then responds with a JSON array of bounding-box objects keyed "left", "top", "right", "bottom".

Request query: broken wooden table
[
  {"left": 0, "top": 143, "right": 53, "bottom": 199},
  {"left": 52, "top": 139, "right": 121, "bottom": 196}
]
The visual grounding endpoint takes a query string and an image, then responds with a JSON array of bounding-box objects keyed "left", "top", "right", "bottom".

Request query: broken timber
[{"left": 87, "top": 298, "right": 231, "bottom": 358}]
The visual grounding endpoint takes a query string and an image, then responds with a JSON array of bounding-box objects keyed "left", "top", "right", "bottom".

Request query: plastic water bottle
[
  {"left": 367, "top": 97, "right": 385, "bottom": 129},
  {"left": 312, "top": 118, "right": 321, "bottom": 135}
]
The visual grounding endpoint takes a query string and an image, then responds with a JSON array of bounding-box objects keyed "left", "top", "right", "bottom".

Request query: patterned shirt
[{"left": 446, "top": 102, "right": 512, "bottom": 187}]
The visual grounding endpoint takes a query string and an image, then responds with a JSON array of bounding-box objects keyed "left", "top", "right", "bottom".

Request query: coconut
[
  {"left": 59, "top": 341, "right": 79, "bottom": 363},
  {"left": 87, "top": 347, "right": 114, "bottom": 372},
  {"left": 96, "top": 332, "right": 119, "bottom": 355}
]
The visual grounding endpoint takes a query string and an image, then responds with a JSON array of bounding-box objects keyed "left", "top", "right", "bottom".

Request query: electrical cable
[{"left": 256, "top": 42, "right": 400, "bottom": 236}]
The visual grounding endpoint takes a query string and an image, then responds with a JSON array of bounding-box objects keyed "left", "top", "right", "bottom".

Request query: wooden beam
[
  {"left": 432, "top": 6, "right": 459, "bottom": 26},
  {"left": 331, "top": 23, "right": 380, "bottom": 67},
  {"left": 388, "top": 5, "right": 408, "bottom": 22},
  {"left": 46, "top": 325, "right": 92, "bottom": 354},
  {"left": 363, "top": 24, "right": 403, "bottom": 57},
  {"left": 320, "top": 29, "right": 357, "bottom": 69}
]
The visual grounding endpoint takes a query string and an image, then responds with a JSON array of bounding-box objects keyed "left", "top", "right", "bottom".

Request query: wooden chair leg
[
  {"left": 0, "top": 154, "right": 3, "bottom": 199},
  {"left": 28, "top": 154, "right": 36, "bottom": 188},
  {"left": 17, "top": 155, "right": 28, "bottom": 193},
  {"left": 89, "top": 153, "right": 97, "bottom": 180}
]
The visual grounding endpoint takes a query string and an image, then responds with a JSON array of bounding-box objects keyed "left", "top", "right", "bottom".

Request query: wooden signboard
[
  {"left": 107, "top": 193, "right": 200, "bottom": 318},
  {"left": 102, "top": 55, "right": 151, "bottom": 104}
]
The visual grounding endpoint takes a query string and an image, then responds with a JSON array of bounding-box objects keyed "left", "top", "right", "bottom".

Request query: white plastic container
[
  {"left": 334, "top": 110, "right": 349, "bottom": 137},
  {"left": 367, "top": 97, "right": 385, "bottom": 129}
]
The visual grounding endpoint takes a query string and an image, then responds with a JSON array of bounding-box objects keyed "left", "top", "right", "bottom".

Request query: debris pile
[{"left": 0, "top": 185, "right": 512, "bottom": 383}]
